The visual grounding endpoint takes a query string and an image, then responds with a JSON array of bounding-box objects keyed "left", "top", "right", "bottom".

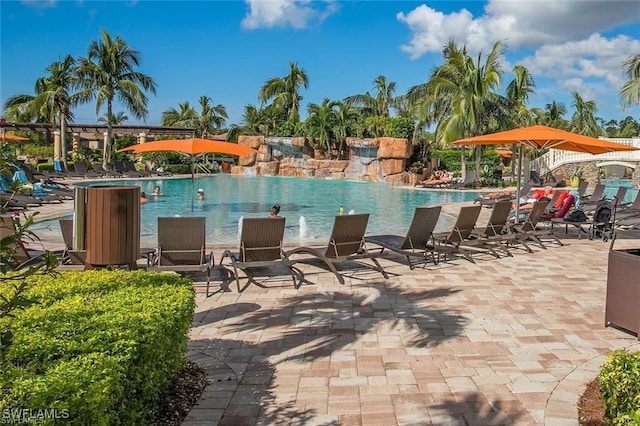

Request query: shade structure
[
  {"left": 117, "top": 138, "right": 258, "bottom": 209},
  {"left": 453, "top": 125, "right": 638, "bottom": 221}
]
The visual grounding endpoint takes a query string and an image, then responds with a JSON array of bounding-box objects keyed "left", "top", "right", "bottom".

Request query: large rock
[
  {"left": 385, "top": 173, "right": 409, "bottom": 184},
  {"left": 231, "top": 165, "right": 257, "bottom": 176},
  {"left": 258, "top": 161, "right": 279, "bottom": 176},
  {"left": 345, "top": 137, "right": 379, "bottom": 148},
  {"left": 380, "top": 158, "right": 406, "bottom": 176},
  {"left": 238, "top": 135, "right": 264, "bottom": 149},
  {"left": 256, "top": 144, "right": 270, "bottom": 162},
  {"left": 239, "top": 152, "right": 257, "bottom": 167},
  {"left": 377, "top": 137, "right": 411, "bottom": 159}
]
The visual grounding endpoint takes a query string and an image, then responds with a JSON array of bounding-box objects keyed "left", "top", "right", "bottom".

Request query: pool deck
[
  {"left": 182, "top": 232, "right": 640, "bottom": 425},
  {"left": 23, "top": 184, "right": 640, "bottom": 425}
]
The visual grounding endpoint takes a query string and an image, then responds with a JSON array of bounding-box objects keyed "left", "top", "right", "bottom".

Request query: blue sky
[{"left": 1, "top": 0, "right": 639, "bottom": 128}]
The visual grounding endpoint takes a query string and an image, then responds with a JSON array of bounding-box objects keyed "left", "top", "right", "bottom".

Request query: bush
[
  {"left": 597, "top": 349, "right": 640, "bottom": 425},
  {"left": 36, "top": 163, "right": 54, "bottom": 173},
  {"left": 0, "top": 270, "right": 195, "bottom": 424},
  {"left": 166, "top": 164, "right": 191, "bottom": 174}
]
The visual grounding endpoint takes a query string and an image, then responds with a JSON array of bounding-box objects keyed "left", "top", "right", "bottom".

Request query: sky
[{"left": 1, "top": 0, "right": 639, "bottom": 129}]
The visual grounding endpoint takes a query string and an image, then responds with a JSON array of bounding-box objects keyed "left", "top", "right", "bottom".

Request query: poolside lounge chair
[
  {"left": 73, "top": 161, "right": 102, "bottom": 178},
  {"left": 581, "top": 183, "right": 606, "bottom": 206},
  {"left": 450, "top": 171, "right": 479, "bottom": 189},
  {"left": 283, "top": 213, "right": 388, "bottom": 285},
  {"left": 508, "top": 200, "right": 562, "bottom": 252},
  {"left": 433, "top": 205, "right": 483, "bottom": 263},
  {"left": 364, "top": 205, "right": 442, "bottom": 269},
  {"left": 414, "top": 172, "right": 452, "bottom": 188},
  {"left": 150, "top": 217, "right": 214, "bottom": 292},
  {"left": 1, "top": 215, "right": 62, "bottom": 270},
  {"left": 616, "top": 190, "right": 640, "bottom": 219},
  {"left": 220, "top": 217, "right": 296, "bottom": 292},
  {"left": 583, "top": 186, "right": 627, "bottom": 213},
  {"left": 461, "top": 199, "right": 514, "bottom": 258}
]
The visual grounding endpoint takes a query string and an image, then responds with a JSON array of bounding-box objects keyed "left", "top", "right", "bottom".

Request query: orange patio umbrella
[
  {"left": 1, "top": 133, "right": 29, "bottom": 142},
  {"left": 117, "top": 138, "right": 258, "bottom": 209},
  {"left": 454, "top": 125, "right": 638, "bottom": 221}
]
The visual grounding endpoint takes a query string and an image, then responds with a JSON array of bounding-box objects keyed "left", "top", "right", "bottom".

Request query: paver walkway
[{"left": 184, "top": 233, "right": 640, "bottom": 425}]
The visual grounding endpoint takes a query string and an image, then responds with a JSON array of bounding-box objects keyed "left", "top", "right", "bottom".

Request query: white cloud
[
  {"left": 398, "top": 0, "right": 640, "bottom": 57},
  {"left": 242, "top": 0, "right": 339, "bottom": 30}
]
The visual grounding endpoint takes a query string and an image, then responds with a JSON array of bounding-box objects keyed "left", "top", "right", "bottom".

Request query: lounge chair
[
  {"left": 433, "top": 205, "right": 483, "bottom": 263},
  {"left": 283, "top": 213, "right": 388, "bottom": 285},
  {"left": 150, "top": 217, "right": 214, "bottom": 292},
  {"left": 583, "top": 186, "right": 627, "bottom": 213},
  {"left": 414, "top": 171, "right": 452, "bottom": 188},
  {"left": 508, "top": 200, "right": 562, "bottom": 251},
  {"left": 220, "top": 217, "right": 296, "bottom": 292},
  {"left": 450, "top": 171, "right": 479, "bottom": 189},
  {"left": 364, "top": 205, "right": 442, "bottom": 269},
  {"left": 616, "top": 190, "right": 640, "bottom": 219},
  {"left": 1, "top": 215, "right": 62, "bottom": 270},
  {"left": 73, "top": 161, "right": 102, "bottom": 178},
  {"left": 92, "top": 164, "right": 124, "bottom": 178},
  {"left": 581, "top": 183, "right": 606, "bottom": 206},
  {"left": 114, "top": 160, "right": 146, "bottom": 178},
  {"left": 461, "top": 199, "right": 514, "bottom": 257}
]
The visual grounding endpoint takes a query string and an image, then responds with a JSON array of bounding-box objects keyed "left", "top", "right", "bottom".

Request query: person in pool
[
  {"left": 269, "top": 204, "right": 281, "bottom": 218},
  {"left": 152, "top": 185, "right": 162, "bottom": 196},
  {"left": 140, "top": 192, "right": 149, "bottom": 204},
  {"left": 197, "top": 188, "right": 205, "bottom": 200}
]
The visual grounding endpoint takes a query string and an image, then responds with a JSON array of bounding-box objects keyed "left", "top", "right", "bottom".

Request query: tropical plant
[
  {"left": 305, "top": 98, "right": 337, "bottom": 155},
  {"left": 3, "top": 55, "right": 88, "bottom": 167},
  {"left": 77, "top": 29, "right": 157, "bottom": 168},
  {"left": 620, "top": 54, "right": 640, "bottom": 108},
  {"left": 415, "top": 39, "right": 509, "bottom": 177},
  {"left": 345, "top": 75, "right": 397, "bottom": 119},
  {"left": 532, "top": 101, "right": 568, "bottom": 129},
  {"left": 332, "top": 101, "right": 359, "bottom": 156},
  {"left": 569, "top": 92, "right": 602, "bottom": 137},
  {"left": 259, "top": 61, "right": 309, "bottom": 125},
  {"left": 506, "top": 65, "right": 536, "bottom": 127},
  {"left": 98, "top": 110, "right": 129, "bottom": 126}
]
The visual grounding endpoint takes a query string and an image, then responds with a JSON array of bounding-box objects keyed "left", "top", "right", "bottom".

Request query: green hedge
[
  {"left": 0, "top": 270, "right": 195, "bottom": 424},
  {"left": 166, "top": 164, "right": 191, "bottom": 174},
  {"left": 36, "top": 163, "right": 55, "bottom": 173},
  {"left": 598, "top": 349, "right": 640, "bottom": 425}
]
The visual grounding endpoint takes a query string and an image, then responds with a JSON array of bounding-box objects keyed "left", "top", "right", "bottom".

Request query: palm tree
[
  {"left": 305, "top": 98, "right": 337, "bottom": 156},
  {"left": 506, "top": 65, "right": 535, "bottom": 127},
  {"left": 620, "top": 54, "right": 640, "bottom": 108},
  {"left": 259, "top": 62, "right": 309, "bottom": 124},
  {"left": 241, "top": 104, "right": 266, "bottom": 135},
  {"left": 77, "top": 29, "right": 157, "bottom": 167},
  {"left": 535, "top": 101, "right": 568, "bottom": 129},
  {"left": 4, "top": 55, "right": 87, "bottom": 166},
  {"left": 162, "top": 102, "right": 198, "bottom": 129},
  {"left": 569, "top": 92, "right": 602, "bottom": 137},
  {"left": 98, "top": 111, "right": 129, "bottom": 125},
  {"left": 422, "top": 40, "right": 508, "bottom": 177},
  {"left": 195, "top": 96, "right": 227, "bottom": 138},
  {"left": 344, "top": 75, "right": 397, "bottom": 120},
  {"left": 332, "top": 101, "right": 358, "bottom": 156}
]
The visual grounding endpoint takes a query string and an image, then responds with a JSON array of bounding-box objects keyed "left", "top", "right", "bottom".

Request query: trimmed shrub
[
  {"left": 165, "top": 164, "right": 191, "bottom": 174},
  {"left": 597, "top": 349, "right": 640, "bottom": 425},
  {"left": 36, "top": 163, "right": 55, "bottom": 173},
  {"left": 0, "top": 270, "right": 195, "bottom": 424}
]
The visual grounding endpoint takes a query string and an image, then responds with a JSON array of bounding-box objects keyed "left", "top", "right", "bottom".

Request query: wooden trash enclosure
[{"left": 85, "top": 186, "right": 140, "bottom": 269}]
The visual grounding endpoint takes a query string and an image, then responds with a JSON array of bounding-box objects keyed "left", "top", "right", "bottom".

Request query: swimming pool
[
  {"left": 32, "top": 175, "right": 481, "bottom": 247},
  {"left": 602, "top": 179, "right": 639, "bottom": 204}
]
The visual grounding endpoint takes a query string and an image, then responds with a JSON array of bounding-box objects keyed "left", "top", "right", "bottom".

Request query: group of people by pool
[{"left": 140, "top": 185, "right": 164, "bottom": 204}]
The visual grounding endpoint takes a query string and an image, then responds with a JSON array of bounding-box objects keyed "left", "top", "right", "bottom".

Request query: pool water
[
  {"left": 602, "top": 179, "right": 639, "bottom": 204},
  {"left": 32, "top": 175, "right": 481, "bottom": 247}
]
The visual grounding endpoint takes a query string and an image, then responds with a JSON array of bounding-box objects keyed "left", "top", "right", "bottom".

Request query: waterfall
[
  {"left": 237, "top": 216, "right": 244, "bottom": 240},
  {"left": 299, "top": 216, "right": 308, "bottom": 239}
]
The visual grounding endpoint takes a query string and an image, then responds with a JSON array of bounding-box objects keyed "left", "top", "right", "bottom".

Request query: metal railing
[{"left": 530, "top": 137, "right": 640, "bottom": 171}]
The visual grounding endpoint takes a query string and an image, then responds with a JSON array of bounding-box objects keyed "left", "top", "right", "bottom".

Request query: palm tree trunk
[
  {"left": 59, "top": 111, "right": 68, "bottom": 168},
  {"left": 104, "top": 103, "right": 113, "bottom": 168}
]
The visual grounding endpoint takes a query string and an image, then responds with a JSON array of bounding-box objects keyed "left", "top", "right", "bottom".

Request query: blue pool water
[
  {"left": 32, "top": 175, "right": 481, "bottom": 247},
  {"left": 601, "top": 179, "right": 638, "bottom": 204}
]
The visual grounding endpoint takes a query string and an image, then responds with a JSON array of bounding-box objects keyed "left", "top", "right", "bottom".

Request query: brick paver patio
[{"left": 184, "top": 232, "right": 640, "bottom": 425}]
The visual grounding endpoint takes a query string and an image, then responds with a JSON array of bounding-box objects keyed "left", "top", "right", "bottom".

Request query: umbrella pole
[
  {"left": 191, "top": 157, "right": 195, "bottom": 211},
  {"left": 515, "top": 144, "right": 523, "bottom": 224}
]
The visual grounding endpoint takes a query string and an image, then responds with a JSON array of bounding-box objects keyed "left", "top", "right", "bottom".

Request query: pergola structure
[{"left": 1, "top": 121, "right": 196, "bottom": 139}]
